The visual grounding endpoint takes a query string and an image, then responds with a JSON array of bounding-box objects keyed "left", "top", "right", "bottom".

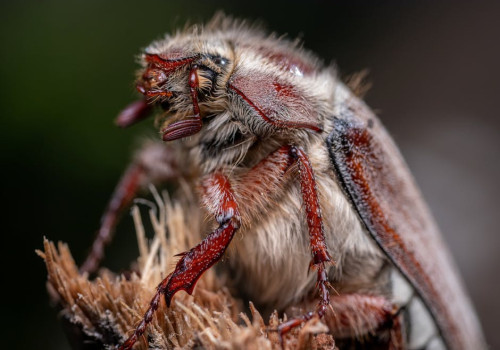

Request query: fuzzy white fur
[{"left": 138, "top": 16, "right": 388, "bottom": 329}]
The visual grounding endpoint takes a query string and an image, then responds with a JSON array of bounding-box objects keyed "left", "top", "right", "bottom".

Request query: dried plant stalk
[{"left": 38, "top": 187, "right": 336, "bottom": 349}]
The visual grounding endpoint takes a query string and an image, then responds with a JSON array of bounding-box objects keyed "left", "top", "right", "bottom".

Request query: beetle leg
[
  {"left": 289, "top": 146, "right": 332, "bottom": 266},
  {"left": 276, "top": 146, "right": 332, "bottom": 342},
  {"left": 327, "top": 294, "right": 402, "bottom": 348},
  {"left": 80, "top": 142, "right": 178, "bottom": 274},
  {"left": 118, "top": 173, "right": 241, "bottom": 350},
  {"left": 291, "top": 293, "right": 404, "bottom": 349}
]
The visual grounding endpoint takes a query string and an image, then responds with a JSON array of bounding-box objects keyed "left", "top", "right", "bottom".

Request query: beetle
[{"left": 79, "top": 15, "right": 486, "bottom": 350}]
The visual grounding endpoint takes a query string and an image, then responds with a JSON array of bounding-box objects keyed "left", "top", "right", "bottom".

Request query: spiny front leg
[
  {"left": 278, "top": 146, "right": 332, "bottom": 341},
  {"left": 118, "top": 173, "right": 240, "bottom": 350},
  {"left": 164, "top": 173, "right": 241, "bottom": 304}
]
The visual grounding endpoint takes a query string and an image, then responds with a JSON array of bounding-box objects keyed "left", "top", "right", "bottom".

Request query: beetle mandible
[{"left": 79, "top": 15, "right": 486, "bottom": 350}]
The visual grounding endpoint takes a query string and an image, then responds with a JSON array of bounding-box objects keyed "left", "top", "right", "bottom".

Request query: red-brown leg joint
[{"left": 163, "top": 219, "right": 239, "bottom": 306}]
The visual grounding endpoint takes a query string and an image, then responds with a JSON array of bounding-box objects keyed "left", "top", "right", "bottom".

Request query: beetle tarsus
[{"left": 276, "top": 262, "right": 331, "bottom": 345}]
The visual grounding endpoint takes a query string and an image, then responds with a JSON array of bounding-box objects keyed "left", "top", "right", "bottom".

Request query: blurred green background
[{"left": 2, "top": 1, "right": 499, "bottom": 349}]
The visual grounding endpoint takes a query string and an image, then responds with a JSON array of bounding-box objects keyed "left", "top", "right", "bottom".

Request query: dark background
[{"left": 2, "top": 1, "right": 499, "bottom": 349}]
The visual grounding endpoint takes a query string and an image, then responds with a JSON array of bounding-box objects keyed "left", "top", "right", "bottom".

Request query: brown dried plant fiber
[{"left": 38, "top": 186, "right": 336, "bottom": 349}]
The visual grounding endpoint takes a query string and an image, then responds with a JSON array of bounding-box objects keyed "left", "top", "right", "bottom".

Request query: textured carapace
[{"left": 77, "top": 14, "right": 486, "bottom": 350}]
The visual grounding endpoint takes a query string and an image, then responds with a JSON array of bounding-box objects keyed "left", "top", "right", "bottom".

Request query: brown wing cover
[{"left": 326, "top": 87, "right": 486, "bottom": 350}]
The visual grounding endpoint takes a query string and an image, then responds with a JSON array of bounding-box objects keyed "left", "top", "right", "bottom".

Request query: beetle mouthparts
[
  {"left": 136, "top": 83, "right": 173, "bottom": 98},
  {"left": 162, "top": 118, "right": 202, "bottom": 141}
]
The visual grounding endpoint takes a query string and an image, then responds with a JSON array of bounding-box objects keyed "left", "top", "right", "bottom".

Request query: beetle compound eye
[
  {"left": 214, "top": 57, "right": 227, "bottom": 66},
  {"left": 208, "top": 54, "right": 228, "bottom": 67}
]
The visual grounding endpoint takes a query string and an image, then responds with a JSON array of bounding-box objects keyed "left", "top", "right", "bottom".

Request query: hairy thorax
[{"left": 174, "top": 110, "right": 388, "bottom": 312}]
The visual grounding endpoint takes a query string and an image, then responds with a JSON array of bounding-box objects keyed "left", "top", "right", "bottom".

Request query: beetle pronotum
[{"left": 79, "top": 15, "right": 486, "bottom": 350}]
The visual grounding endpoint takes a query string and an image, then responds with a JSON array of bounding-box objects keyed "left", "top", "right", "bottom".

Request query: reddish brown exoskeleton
[{"left": 80, "top": 15, "right": 486, "bottom": 350}]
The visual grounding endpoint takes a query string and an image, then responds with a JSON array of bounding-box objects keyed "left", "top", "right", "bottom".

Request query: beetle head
[{"left": 135, "top": 41, "right": 234, "bottom": 140}]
